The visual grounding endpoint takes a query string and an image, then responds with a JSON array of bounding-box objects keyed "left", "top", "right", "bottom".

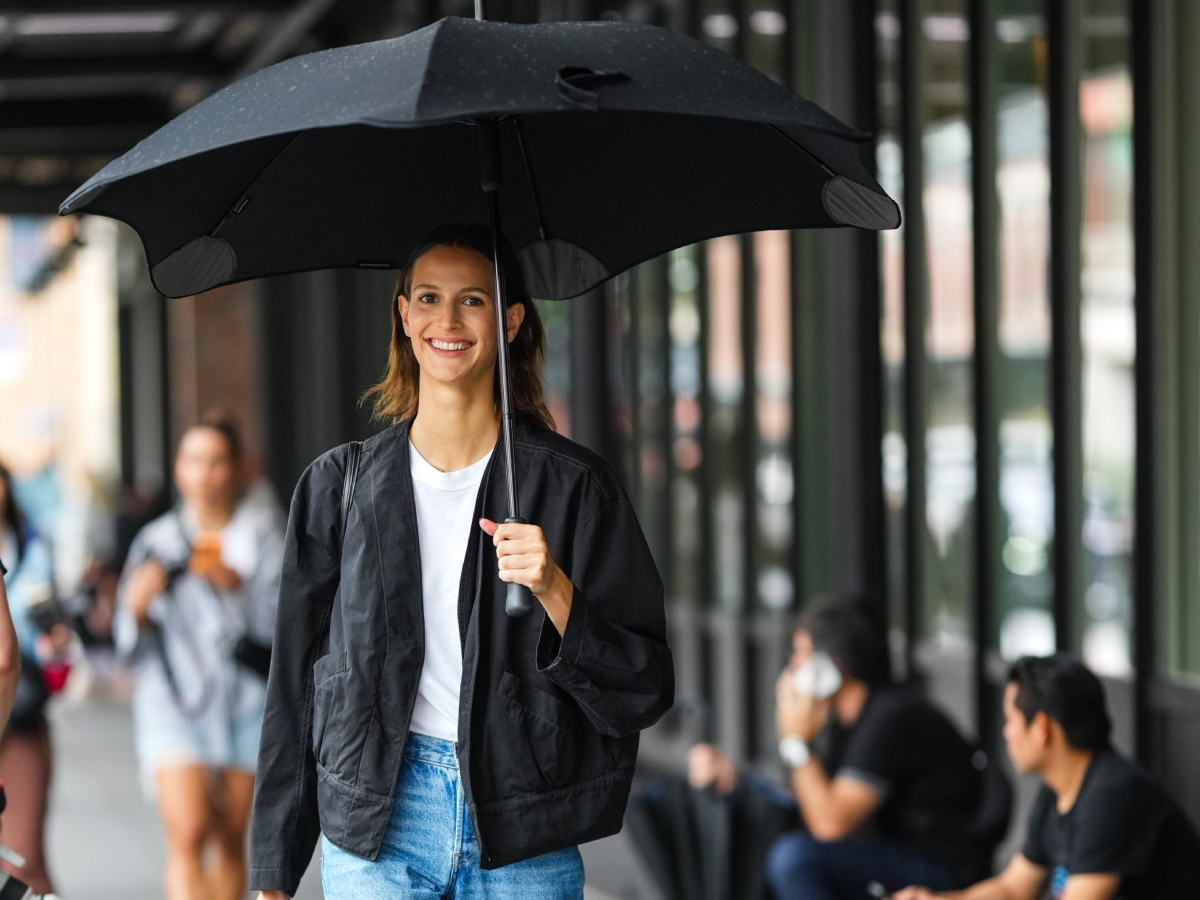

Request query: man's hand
[
  {"left": 688, "top": 743, "right": 738, "bottom": 794},
  {"left": 893, "top": 888, "right": 939, "bottom": 900},
  {"left": 128, "top": 559, "right": 169, "bottom": 626},
  {"left": 776, "top": 669, "right": 831, "bottom": 742},
  {"left": 479, "top": 518, "right": 573, "bottom": 634}
]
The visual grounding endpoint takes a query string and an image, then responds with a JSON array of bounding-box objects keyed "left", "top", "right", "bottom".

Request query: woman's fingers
[
  {"left": 497, "top": 553, "right": 542, "bottom": 571},
  {"left": 479, "top": 518, "right": 544, "bottom": 546}
]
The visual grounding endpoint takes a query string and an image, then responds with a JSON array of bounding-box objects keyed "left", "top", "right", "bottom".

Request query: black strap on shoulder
[{"left": 339, "top": 441, "right": 363, "bottom": 552}]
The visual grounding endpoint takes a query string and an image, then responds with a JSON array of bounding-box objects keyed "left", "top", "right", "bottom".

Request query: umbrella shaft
[{"left": 488, "top": 186, "right": 520, "bottom": 520}]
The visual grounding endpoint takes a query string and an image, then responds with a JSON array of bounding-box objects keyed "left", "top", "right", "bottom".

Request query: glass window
[
  {"left": 707, "top": 235, "right": 744, "bottom": 611},
  {"left": 1077, "top": 0, "right": 1134, "bottom": 678},
  {"left": 635, "top": 261, "right": 672, "bottom": 573},
  {"left": 994, "top": 1, "right": 1056, "bottom": 660},
  {"left": 1161, "top": 3, "right": 1200, "bottom": 682},
  {"left": 921, "top": 0, "right": 976, "bottom": 650},
  {"left": 537, "top": 299, "right": 572, "bottom": 438},
  {"left": 754, "top": 231, "right": 793, "bottom": 611},
  {"left": 877, "top": 0, "right": 907, "bottom": 661},
  {"left": 744, "top": 0, "right": 787, "bottom": 82},
  {"left": 670, "top": 246, "right": 704, "bottom": 606}
]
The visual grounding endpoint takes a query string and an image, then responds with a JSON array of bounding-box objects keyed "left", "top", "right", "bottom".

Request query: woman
[
  {"left": 0, "top": 575, "right": 21, "bottom": 736},
  {"left": 0, "top": 462, "right": 56, "bottom": 893},
  {"left": 251, "top": 224, "right": 674, "bottom": 900},
  {"left": 117, "top": 415, "right": 283, "bottom": 900}
]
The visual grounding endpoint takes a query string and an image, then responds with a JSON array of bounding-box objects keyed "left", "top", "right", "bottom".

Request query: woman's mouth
[{"left": 427, "top": 337, "right": 472, "bottom": 354}]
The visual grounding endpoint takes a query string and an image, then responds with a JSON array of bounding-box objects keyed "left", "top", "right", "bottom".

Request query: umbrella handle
[{"left": 503, "top": 517, "right": 536, "bottom": 617}]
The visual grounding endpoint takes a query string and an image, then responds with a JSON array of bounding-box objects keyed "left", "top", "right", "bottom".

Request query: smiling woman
[
  {"left": 250, "top": 221, "right": 673, "bottom": 900},
  {"left": 363, "top": 223, "right": 554, "bottom": 433}
]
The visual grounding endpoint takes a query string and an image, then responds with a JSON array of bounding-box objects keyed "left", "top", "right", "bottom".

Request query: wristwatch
[{"left": 778, "top": 735, "right": 811, "bottom": 768}]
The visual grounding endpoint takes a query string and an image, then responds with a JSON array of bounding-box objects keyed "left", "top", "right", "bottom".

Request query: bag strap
[{"left": 339, "top": 441, "right": 363, "bottom": 552}]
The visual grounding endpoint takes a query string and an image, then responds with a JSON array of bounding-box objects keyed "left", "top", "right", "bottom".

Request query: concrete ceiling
[{"left": 0, "top": 1, "right": 403, "bottom": 213}]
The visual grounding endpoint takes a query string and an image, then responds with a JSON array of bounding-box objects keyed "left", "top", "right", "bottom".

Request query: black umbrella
[{"left": 60, "top": 6, "right": 898, "bottom": 616}]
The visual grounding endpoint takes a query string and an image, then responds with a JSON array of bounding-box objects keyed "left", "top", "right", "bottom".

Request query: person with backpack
[
  {"left": 0, "top": 462, "right": 57, "bottom": 894},
  {"left": 250, "top": 223, "right": 674, "bottom": 900},
  {"left": 116, "top": 415, "right": 283, "bottom": 900}
]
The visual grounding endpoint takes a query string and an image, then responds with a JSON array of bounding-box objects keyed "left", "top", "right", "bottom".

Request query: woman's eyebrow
[{"left": 411, "top": 283, "right": 492, "bottom": 294}]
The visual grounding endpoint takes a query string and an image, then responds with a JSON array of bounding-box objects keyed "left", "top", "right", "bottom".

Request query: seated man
[
  {"left": 690, "top": 596, "right": 983, "bottom": 899},
  {"left": 896, "top": 654, "right": 1200, "bottom": 900}
]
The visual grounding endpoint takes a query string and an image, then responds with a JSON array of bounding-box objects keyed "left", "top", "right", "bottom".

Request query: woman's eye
[
  {"left": 418, "top": 293, "right": 437, "bottom": 303},
  {"left": 463, "top": 295, "right": 484, "bottom": 307}
]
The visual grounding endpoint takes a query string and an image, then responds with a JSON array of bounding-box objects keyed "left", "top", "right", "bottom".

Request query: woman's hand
[
  {"left": 258, "top": 892, "right": 289, "bottom": 900},
  {"left": 200, "top": 561, "right": 242, "bottom": 592},
  {"left": 479, "top": 518, "right": 573, "bottom": 635},
  {"left": 128, "top": 559, "right": 169, "bottom": 627}
]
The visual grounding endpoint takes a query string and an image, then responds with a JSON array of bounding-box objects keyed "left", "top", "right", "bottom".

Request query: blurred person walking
[
  {"left": 0, "top": 575, "right": 23, "bottom": 735},
  {"left": 116, "top": 414, "right": 283, "bottom": 900},
  {"left": 0, "top": 463, "right": 58, "bottom": 894},
  {"left": 250, "top": 225, "right": 673, "bottom": 900}
]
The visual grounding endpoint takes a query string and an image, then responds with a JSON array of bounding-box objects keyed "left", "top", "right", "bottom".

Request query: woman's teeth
[{"left": 430, "top": 339, "right": 471, "bottom": 351}]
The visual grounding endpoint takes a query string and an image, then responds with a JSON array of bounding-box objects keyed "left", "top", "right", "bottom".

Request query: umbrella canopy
[{"left": 59, "top": 15, "right": 899, "bottom": 301}]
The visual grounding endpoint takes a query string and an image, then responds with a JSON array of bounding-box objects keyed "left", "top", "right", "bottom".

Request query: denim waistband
[{"left": 403, "top": 731, "right": 458, "bottom": 766}]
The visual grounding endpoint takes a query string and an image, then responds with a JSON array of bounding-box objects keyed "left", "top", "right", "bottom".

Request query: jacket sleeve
[
  {"left": 536, "top": 498, "right": 674, "bottom": 738},
  {"left": 248, "top": 451, "right": 344, "bottom": 896}
]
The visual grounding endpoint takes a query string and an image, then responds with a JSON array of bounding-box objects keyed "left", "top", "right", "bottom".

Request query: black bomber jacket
[{"left": 248, "top": 418, "right": 674, "bottom": 894}]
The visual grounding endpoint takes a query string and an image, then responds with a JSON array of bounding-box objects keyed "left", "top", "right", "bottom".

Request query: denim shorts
[{"left": 321, "top": 732, "right": 585, "bottom": 900}]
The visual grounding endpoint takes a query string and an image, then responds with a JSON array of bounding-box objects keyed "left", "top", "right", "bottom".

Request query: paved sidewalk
[{"left": 40, "top": 696, "right": 641, "bottom": 900}]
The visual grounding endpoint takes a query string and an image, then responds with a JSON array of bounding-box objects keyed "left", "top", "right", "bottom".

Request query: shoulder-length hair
[
  {"left": 363, "top": 223, "right": 555, "bottom": 431},
  {"left": 0, "top": 462, "right": 26, "bottom": 562}
]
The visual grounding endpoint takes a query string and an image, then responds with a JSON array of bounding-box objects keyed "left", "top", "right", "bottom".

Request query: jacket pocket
[
  {"left": 311, "top": 651, "right": 348, "bottom": 759},
  {"left": 487, "top": 671, "right": 579, "bottom": 795}
]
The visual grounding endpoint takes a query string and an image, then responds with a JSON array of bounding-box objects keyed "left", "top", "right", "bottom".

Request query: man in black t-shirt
[
  {"left": 896, "top": 654, "right": 1200, "bottom": 900},
  {"left": 690, "top": 597, "right": 983, "bottom": 899}
]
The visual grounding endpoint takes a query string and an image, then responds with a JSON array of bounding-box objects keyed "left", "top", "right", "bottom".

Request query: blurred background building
[{"left": 1, "top": 0, "right": 1198, "bottom": 895}]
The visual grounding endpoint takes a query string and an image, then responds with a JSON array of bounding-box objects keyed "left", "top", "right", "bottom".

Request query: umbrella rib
[
  {"left": 512, "top": 119, "right": 548, "bottom": 241},
  {"left": 767, "top": 124, "right": 835, "bottom": 177},
  {"left": 210, "top": 131, "right": 306, "bottom": 238}
]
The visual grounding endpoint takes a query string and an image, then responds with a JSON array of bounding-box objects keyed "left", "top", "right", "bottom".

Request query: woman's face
[
  {"left": 399, "top": 244, "right": 525, "bottom": 393},
  {"left": 174, "top": 427, "right": 238, "bottom": 509}
]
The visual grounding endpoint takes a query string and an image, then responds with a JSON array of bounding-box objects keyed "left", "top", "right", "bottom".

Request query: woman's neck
[
  {"left": 190, "top": 499, "right": 235, "bottom": 532},
  {"left": 411, "top": 377, "right": 500, "bottom": 472}
]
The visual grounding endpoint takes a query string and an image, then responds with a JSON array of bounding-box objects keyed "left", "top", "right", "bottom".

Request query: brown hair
[
  {"left": 181, "top": 410, "right": 244, "bottom": 467},
  {"left": 0, "top": 462, "right": 26, "bottom": 562},
  {"left": 362, "top": 223, "right": 555, "bottom": 430}
]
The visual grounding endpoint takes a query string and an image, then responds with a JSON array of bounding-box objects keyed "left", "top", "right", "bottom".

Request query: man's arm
[
  {"left": 893, "top": 854, "right": 1049, "bottom": 900},
  {"left": 789, "top": 758, "right": 881, "bottom": 840}
]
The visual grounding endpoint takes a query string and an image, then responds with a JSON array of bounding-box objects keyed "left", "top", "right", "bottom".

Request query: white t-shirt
[{"left": 408, "top": 441, "right": 493, "bottom": 741}]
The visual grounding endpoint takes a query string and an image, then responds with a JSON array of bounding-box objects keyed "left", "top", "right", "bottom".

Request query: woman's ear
[
  {"left": 506, "top": 301, "right": 526, "bottom": 343},
  {"left": 398, "top": 294, "right": 411, "bottom": 336}
]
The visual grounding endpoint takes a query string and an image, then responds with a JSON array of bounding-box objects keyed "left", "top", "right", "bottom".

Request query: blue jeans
[
  {"left": 766, "top": 831, "right": 953, "bottom": 900},
  {"left": 321, "top": 732, "right": 585, "bottom": 899}
]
